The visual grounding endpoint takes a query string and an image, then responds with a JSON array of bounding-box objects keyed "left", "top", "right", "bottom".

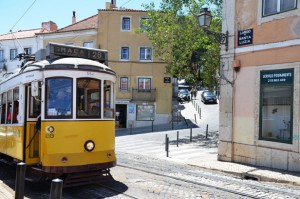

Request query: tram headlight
[{"left": 84, "top": 140, "right": 95, "bottom": 152}]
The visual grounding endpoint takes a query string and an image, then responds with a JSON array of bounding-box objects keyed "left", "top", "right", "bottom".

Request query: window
[
  {"left": 77, "top": 78, "right": 101, "bottom": 118},
  {"left": 121, "top": 47, "right": 129, "bottom": 60},
  {"left": 138, "top": 78, "right": 151, "bottom": 90},
  {"left": 140, "top": 17, "right": 150, "bottom": 32},
  {"left": 104, "top": 80, "right": 114, "bottom": 119},
  {"left": 0, "top": 50, "right": 4, "bottom": 62},
  {"left": 263, "top": 0, "right": 296, "bottom": 16},
  {"left": 10, "top": 49, "right": 18, "bottom": 60},
  {"left": 122, "top": 17, "right": 131, "bottom": 31},
  {"left": 259, "top": 69, "right": 294, "bottom": 143},
  {"left": 120, "top": 77, "right": 129, "bottom": 91},
  {"left": 0, "top": 93, "right": 6, "bottom": 124},
  {"left": 136, "top": 104, "right": 155, "bottom": 121},
  {"left": 83, "top": 41, "right": 94, "bottom": 48},
  {"left": 24, "top": 47, "right": 32, "bottom": 55},
  {"left": 46, "top": 78, "right": 72, "bottom": 118},
  {"left": 139, "top": 47, "right": 152, "bottom": 61}
]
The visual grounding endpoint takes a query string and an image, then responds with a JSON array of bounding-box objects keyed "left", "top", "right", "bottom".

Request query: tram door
[{"left": 25, "top": 85, "right": 41, "bottom": 164}]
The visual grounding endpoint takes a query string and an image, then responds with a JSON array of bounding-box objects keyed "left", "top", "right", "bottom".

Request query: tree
[{"left": 141, "top": 0, "right": 222, "bottom": 90}]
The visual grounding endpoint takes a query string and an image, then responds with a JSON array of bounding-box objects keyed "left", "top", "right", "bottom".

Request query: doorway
[{"left": 116, "top": 104, "right": 127, "bottom": 128}]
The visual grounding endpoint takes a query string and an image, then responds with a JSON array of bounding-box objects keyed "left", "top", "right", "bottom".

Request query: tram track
[{"left": 116, "top": 152, "right": 300, "bottom": 198}]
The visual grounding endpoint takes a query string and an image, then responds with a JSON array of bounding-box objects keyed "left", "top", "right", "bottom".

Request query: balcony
[{"left": 131, "top": 88, "right": 156, "bottom": 102}]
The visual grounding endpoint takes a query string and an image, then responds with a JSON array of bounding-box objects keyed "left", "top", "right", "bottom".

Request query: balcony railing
[{"left": 132, "top": 88, "right": 156, "bottom": 102}]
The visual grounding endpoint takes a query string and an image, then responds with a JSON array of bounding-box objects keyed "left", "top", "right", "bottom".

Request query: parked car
[
  {"left": 201, "top": 91, "right": 218, "bottom": 104},
  {"left": 178, "top": 89, "right": 191, "bottom": 104}
]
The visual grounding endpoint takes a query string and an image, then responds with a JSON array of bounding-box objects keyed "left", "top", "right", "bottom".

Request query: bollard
[
  {"left": 177, "top": 131, "right": 179, "bottom": 147},
  {"left": 199, "top": 108, "right": 201, "bottom": 119},
  {"left": 165, "top": 134, "right": 169, "bottom": 157},
  {"left": 194, "top": 113, "right": 197, "bottom": 124},
  {"left": 152, "top": 120, "right": 154, "bottom": 132},
  {"left": 172, "top": 119, "right": 174, "bottom": 130},
  {"left": 190, "top": 128, "right": 192, "bottom": 142},
  {"left": 206, "top": 124, "right": 208, "bottom": 139},
  {"left": 130, "top": 124, "right": 132, "bottom": 135},
  {"left": 15, "top": 162, "right": 26, "bottom": 199},
  {"left": 49, "top": 178, "right": 63, "bottom": 199}
]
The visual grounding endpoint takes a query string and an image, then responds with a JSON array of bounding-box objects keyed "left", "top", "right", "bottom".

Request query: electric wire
[{"left": 9, "top": 0, "right": 38, "bottom": 32}]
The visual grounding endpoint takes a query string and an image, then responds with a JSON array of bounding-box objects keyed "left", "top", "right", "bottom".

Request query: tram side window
[
  {"left": 104, "top": 80, "right": 114, "bottom": 119},
  {"left": 46, "top": 78, "right": 72, "bottom": 118},
  {"left": 12, "top": 88, "right": 19, "bottom": 123},
  {"left": 77, "top": 78, "right": 101, "bottom": 118},
  {"left": 6, "top": 90, "right": 13, "bottom": 124},
  {"left": 0, "top": 93, "right": 6, "bottom": 124}
]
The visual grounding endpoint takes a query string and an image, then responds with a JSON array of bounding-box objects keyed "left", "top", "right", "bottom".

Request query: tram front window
[
  {"left": 77, "top": 78, "right": 101, "bottom": 118},
  {"left": 46, "top": 78, "right": 72, "bottom": 118}
]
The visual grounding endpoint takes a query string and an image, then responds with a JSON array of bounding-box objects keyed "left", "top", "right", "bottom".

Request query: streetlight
[{"left": 197, "top": 8, "right": 229, "bottom": 51}]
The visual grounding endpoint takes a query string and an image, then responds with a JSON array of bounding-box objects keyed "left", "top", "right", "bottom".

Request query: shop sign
[
  {"left": 238, "top": 29, "right": 253, "bottom": 46},
  {"left": 261, "top": 69, "right": 294, "bottom": 84}
]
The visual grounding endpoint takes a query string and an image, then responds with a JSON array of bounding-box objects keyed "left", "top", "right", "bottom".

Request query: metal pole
[
  {"left": 194, "top": 113, "right": 197, "bottom": 124},
  {"left": 177, "top": 131, "right": 179, "bottom": 147},
  {"left": 152, "top": 120, "right": 154, "bottom": 132},
  {"left": 172, "top": 118, "right": 174, "bottom": 130},
  {"left": 165, "top": 134, "right": 169, "bottom": 157},
  {"left": 15, "top": 162, "right": 26, "bottom": 199},
  {"left": 130, "top": 124, "right": 132, "bottom": 135},
  {"left": 190, "top": 128, "right": 192, "bottom": 142},
  {"left": 206, "top": 124, "right": 208, "bottom": 139},
  {"left": 49, "top": 179, "right": 63, "bottom": 199}
]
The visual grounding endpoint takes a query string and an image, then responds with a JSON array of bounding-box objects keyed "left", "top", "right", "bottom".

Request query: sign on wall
[
  {"left": 238, "top": 29, "right": 253, "bottom": 46},
  {"left": 261, "top": 68, "right": 294, "bottom": 85}
]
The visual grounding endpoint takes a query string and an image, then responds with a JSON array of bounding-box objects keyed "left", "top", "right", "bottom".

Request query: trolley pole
[{"left": 15, "top": 162, "right": 26, "bottom": 199}]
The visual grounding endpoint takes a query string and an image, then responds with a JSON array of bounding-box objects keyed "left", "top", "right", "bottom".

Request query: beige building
[
  {"left": 37, "top": 12, "right": 98, "bottom": 50},
  {"left": 219, "top": 0, "right": 300, "bottom": 172},
  {"left": 98, "top": 2, "right": 172, "bottom": 128}
]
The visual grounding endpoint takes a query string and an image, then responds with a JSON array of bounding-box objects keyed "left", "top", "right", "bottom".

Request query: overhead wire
[{"left": 9, "top": 0, "right": 38, "bottom": 32}]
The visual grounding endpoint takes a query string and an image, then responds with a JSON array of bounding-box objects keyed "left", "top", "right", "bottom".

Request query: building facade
[
  {"left": 98, "top": 2, "right": 172, "bottom": 128},
  {"left": 219, "top": 0, "right": 300, "bottom": 172},
  {"left": 0, "top": 21, "right": 57, "bottom": 73}
]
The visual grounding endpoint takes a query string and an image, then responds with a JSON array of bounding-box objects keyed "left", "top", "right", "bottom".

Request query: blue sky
[{"left": 0, "top": 0, "right": 162, "bottom": 35}]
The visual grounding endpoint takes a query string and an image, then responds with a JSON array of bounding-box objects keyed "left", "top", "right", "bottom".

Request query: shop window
[
  {"left": 259, "top": 69, "right": 293, "bottom": 143},
  {"left": 136, "top": 104, "right": 155, "bottom": 121}
]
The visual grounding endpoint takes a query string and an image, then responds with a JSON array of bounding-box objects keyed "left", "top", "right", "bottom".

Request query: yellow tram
[{"left": 0, "top": 43, "right": 116, "bottom": 187}]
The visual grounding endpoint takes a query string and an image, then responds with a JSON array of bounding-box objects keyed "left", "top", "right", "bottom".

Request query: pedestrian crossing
[{"left": 115, "top": 136, "right": 218, "bottom": 163}]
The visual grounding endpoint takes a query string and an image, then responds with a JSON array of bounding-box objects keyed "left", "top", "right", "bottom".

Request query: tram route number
[{"left": 45, "top": 133, "right": 54, "bottom": 138}]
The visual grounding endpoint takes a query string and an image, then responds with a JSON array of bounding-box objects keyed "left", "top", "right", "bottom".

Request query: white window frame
[
  {"left": 120, "top": 77, "right": 129, "bottom": 91},
  {"left": 139, "top": 47, "right": 153, "bottom": 62},
  {"left": 121, "top": 16, "right": 132, "bottom": 31},
  {"left": 10, "top": 49, "right": 18, "bottom": 60},
  {"left": 262, "top": 0, "right": 297, "bottom": 17},
  {"left": 140, "top": 17, "right": 150, "bottom": 32},
  {"left": 0, "top": 50, "right": 4, "bottom": 62},
  {"left": 83, "top": 41, "right": 94, "bottom": 48},
  {"left": 137, "top": 77, "right": 152, "bottom": 90},
  {"left": 24, "top": 47, "right": 32, "bottom": 55},
  {"left": 120, "top": 46, "right": 130, "bottom": 61}
]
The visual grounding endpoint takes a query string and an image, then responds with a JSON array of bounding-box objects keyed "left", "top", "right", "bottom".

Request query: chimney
[
  {"left": 72, "top": 11, "right": 76, "bottom": 24},
  {"left": 41, "top": 21, "right": 58, "bottom": 31},
  {"left": 105, "top": 1, "right": 116, "bottom": 9}
]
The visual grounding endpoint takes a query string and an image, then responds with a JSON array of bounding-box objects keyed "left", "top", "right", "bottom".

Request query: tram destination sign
[
  {"left": 46, "top": 43, "right": 108, "bottom": 64},
  {"left": 261, "top": 68, "right": 294, "bottom": 85},
  {"left": 238, "top": 29, "right": 253, "bottom": 46}
]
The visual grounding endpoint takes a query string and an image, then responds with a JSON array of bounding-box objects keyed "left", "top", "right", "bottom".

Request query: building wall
[
  {"left": 98, "top": 9, "right": 172, "bottom": 128},
  {"left": 219, "top": 0, "right": 300, "bottom": 172}
]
